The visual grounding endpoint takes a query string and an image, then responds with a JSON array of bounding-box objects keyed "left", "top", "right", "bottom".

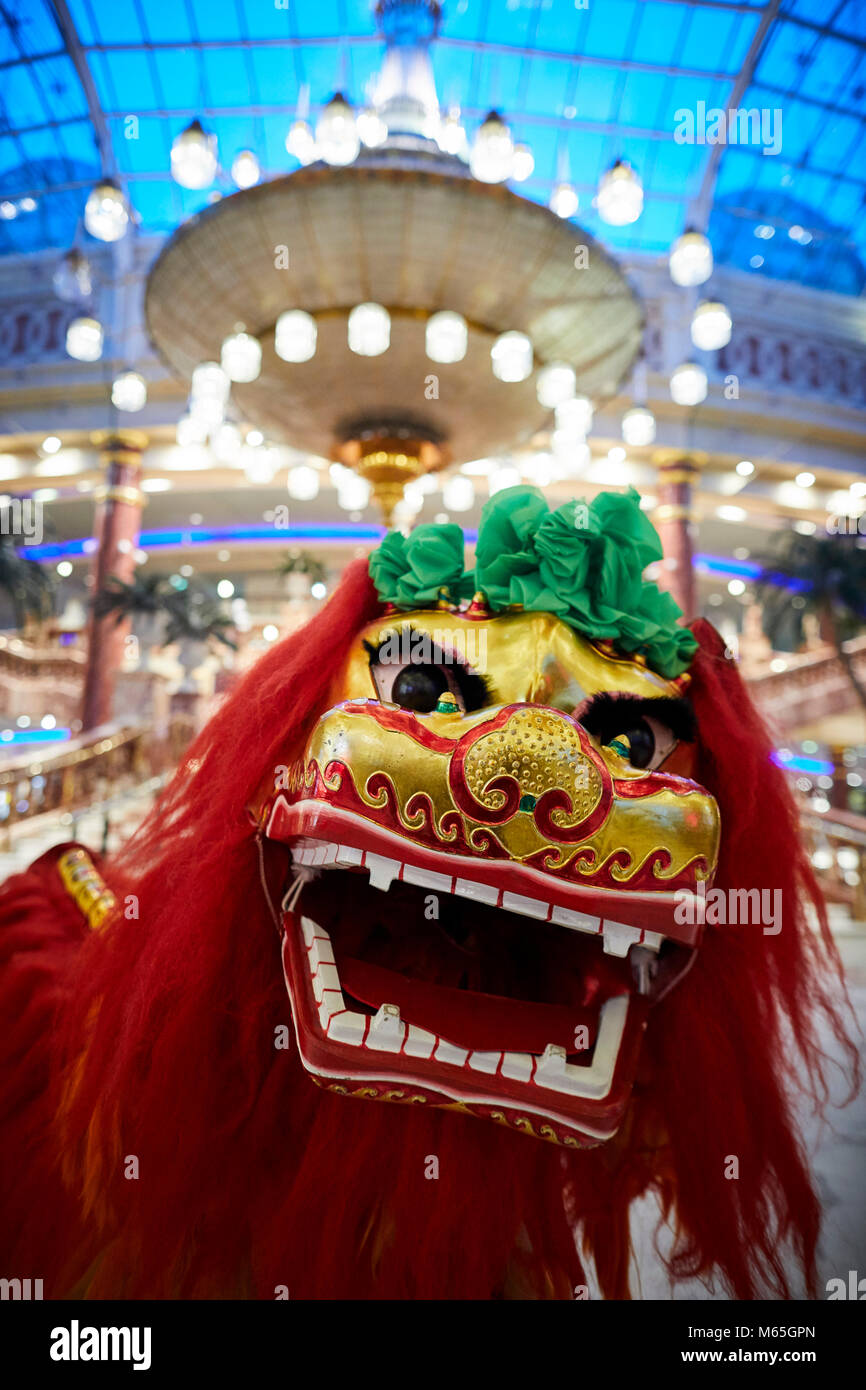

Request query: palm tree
[
  {"left": 162, "top": 584, "right": 236, "bottom": 650},
  {"left": 95, "top": 574, "right": 236, "bottom": 651},
  {"left": 758, "top": 526, "right": 866, "bottom": 710},
  {"left": 93, "top": 572, "right": 170, "bottom": 624},
  {"left": 0, "top": 533, "right": 55, "bottom": 630},
  {"left": 279, "top": 549, "right": 327, "bottom": 588}
]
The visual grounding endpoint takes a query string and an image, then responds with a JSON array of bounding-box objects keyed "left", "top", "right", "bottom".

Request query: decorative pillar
[
  {"left": 653, "top": 453, "right": 701, "bottom": 622},
  {"left": 81, "top": 430, "right": 147, "bottom": 731}
]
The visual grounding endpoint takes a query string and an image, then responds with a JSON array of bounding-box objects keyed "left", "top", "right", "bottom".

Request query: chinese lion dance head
[{"left": 0, "top": 487, "right": 856, "bottom": 1300}]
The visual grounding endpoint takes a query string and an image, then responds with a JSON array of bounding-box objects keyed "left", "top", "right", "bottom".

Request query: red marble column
[
  {"left": 653, "top": 455, "right": 700, "bottom": 622},
  {"left": 80, "top": 430, "right": 147, "bottom": 731}
]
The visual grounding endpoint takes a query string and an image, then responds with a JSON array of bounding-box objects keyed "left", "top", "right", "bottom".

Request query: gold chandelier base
[{"left": 335, "top": 433, "right": 449, "bottom": 525}]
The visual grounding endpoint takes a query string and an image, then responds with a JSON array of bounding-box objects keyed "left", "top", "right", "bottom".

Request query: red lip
[{"left": 338, "top": 955, "right": 610, "bottom": 1055}]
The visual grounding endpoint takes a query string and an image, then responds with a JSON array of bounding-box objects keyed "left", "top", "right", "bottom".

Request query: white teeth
[
  {"left": 501, "top": 1052, "right": 533, "bottom": 1082},
  {"left": 434, "top": 1038, "right": 469, "bottom": 1066},
  {"left": 454, "top": 878, "right": 500, "bottom": 906},
  {"left": 373, "top": 1002, "right": 401, "bottom": 1027},
  {"left": 365, "top": 853, "right": 401, "bottom": 892},
  {"left": 312, "top": 962, "right": 341, "bottom": 1004},
  {"left": 293, "top": 838, "right": 328, "bottom": 866},
  {"left": 467, "top": 1051, "right": 502, "bottom": 1074},
  {"left": 327, "top": 1011, "right": 368, "bottom": 1045},
  {"left": 309, "top": 935, "right": 335, "bottom": 969},
  {"left": 317, "top": 989, "right": 345, "bottom": 1029},
  {"left": 602, "top": 919, "right": 643, "bottom": 957},
  {"left": 532, "top": 996, "right": 628, "bottom": 1099},
  {"left": 404, "top": 1024, "right": 437, "bottom": 1059},
  {"left": 502, "top": 891, "right": 549, "bottom": 920},
  {"left": 294, "top": 915, "right": 628, "bottom": 1102},
  {"left": 402, "top": 864, "right": 454, "bottom": 893},
  {"left": 366, "top": 1002, "right": 405, "bottom": 1053},
  {"left": 292, "top": 840, "right": 666, "bottom": 954},
  {"left": 535, "top": 1044, "right": 567, "bottom": 1083},
  {"left": 550, "top": 905, "right": 600, "bottom": 935}
]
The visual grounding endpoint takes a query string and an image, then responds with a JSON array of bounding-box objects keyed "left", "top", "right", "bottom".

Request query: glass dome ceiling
[{"left": 1, "top": 0, "right": 864, "bottom": 293}]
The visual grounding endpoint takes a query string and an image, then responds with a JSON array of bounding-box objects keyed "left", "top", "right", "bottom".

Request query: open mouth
[{"left": 272, "top": 808, "right": 697, "bottom": 1147}]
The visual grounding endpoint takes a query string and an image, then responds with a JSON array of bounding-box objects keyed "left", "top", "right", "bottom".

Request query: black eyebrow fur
[
  {"left": 579, "top": 692, "right": 697, "bottom": 743},
  {"left": 363, "top": 626, "right": 494, "bottom": 712}
]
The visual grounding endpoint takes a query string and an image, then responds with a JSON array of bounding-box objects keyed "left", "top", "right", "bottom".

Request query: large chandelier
[{"left": 145, "top": 0, "right": 644, "bottom": 521}]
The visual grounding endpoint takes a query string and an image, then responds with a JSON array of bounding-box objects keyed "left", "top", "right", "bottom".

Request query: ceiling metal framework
[{"left": 0, "top": 0, "right": 863, "bottom": 292}]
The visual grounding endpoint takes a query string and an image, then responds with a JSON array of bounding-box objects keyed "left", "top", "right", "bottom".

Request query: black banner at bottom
[{"left": 0, "top": 1295, "right": 861, "bottom": 1378}]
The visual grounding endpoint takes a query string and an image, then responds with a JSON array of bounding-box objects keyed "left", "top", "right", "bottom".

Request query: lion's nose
[{"left": 447, "top": 704, "right": 614, "bottom": 843}]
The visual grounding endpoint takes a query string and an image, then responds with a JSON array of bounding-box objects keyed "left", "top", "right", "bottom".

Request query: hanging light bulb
[
  {"left": 111, "top": 370, "right": 147, "bottom": 412},
  {"left": 212, "top": 422, "right": 242, "bottom": 464},
  {"left": 669, "top": 362, "right": 708, "bottom": 406},
  {"left": 536, "top": 362, "right": 576, "bottom": 408},
  {"left": 242, "top": 444, "right": 279, "bottom": 485},
  {"left": 191, "top": 361, "right": 230, "bottom": 404},
  {"left": 551, "top": 435, "right": 591, "bottom": 475},
  {"left": 521, "top": 453, "right": 555, "bottom": 487},
  {"left": 596, "top": 159, "right": 643, "bottom": 226},
  {"left": 231, "top": 149, "right": 260, "bottom": 189},
  {"left": 425, "top": 311, "right": 468, "bottom": 364},
  {"left": 285, "top": 118, "right": 317, "bottom": 165},
  {"left": 549, "top": 182, "right": 579, "bottom": 218},
  {"left": 53, "top": 248, "right": 92, "bottom": 302},
  {"left": 491, "top": 331, "right": 532, "bottom": 383},
  {"left": 357, "top": 107, "right": 388, "bottom": 148},
  {"left": 189, "top": 393, "right": 224, "bottom": 429},
  {"left": 690, "top": 300, "right": 732, "bottom": 351},
  {"left": 439, "top": 109, "right": 468, "bottom": 158},
  {"left": 669, "top": 230, "right": 713, "bottom": 287},
  {"left": 221, "top": 331, "right": 262, "bottom": 382},
  {"left": 512, "top": 144, "right": 534, "bottom": 182},
  {"left": 489, "top": 462, "right": 523, "bottom": 496},
  {"left": 402, "top": 481, "right": 426, "bottom": 515},
  {"left": 470, "top": 110, "right": 514, "bottom": 184},
  {"left": 348, "top": 303, "right": 390, "bottom": 356},
  {"left": 171, "top": 120, "right": 218, "bottom": 189},
  {"left": 176, "top": 414, "right": 209, "bottom": 447},
  {"left": 275, "top": 310, "right": 317, "bottom": 363},
  {"left": 337, "top": 474, "right": 372, "bottom": 511},
  {"left": 287, "top": 464, "right": 321, "bottom": 501},
  {"left": 621, "top": 406, "right": 656, "bottom": 447},
  {"left": 316, "top": 93, "right": 360, "bottom": 167},
  {"left": 84, "top": 180, "right": 129, "bottom": 242},
  {"left": 441, "top": 475, "right": 475, "bottom": 512},
  {"left": 65, "top": 315, "right": 103, "bottom": 361},
  {"left": 555, "top": 395, "right": 593, "bottom": 437}
]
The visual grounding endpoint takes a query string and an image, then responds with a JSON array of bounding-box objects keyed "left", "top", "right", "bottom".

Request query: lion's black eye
[
  {"left": 581, "top": 693, "right": 694, "bottom": 772},
  {"left": 606, "top": 723, "right": 656, "bottom": 769},
  {"left": 391, "top": 664, "right": 449, "bottom": 713},
  {"left": 364, "top": 626, "right": 493, "bottom": 713}
]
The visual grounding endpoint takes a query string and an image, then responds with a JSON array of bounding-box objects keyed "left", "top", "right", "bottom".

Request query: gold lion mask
[{"left": 257, "top": 488, "right": 719, "bottom": 1147}]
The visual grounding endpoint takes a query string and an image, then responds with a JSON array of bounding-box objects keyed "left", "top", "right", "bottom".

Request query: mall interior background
[{"left": 0, "top": 0, "right": 864, "bottom": 1293}]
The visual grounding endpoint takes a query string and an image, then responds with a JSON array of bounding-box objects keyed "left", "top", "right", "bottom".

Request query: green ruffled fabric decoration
[
  {"left": 368, "top": 486, "right": 698, "bottom": 679},
  {"left": 368, "top": 522, "right": 473, "bottom": 608}
]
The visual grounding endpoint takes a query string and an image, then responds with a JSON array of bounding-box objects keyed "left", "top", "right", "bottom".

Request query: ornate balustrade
[
  {"left": 0, "top": 716, "right": 195, "bottom": 840},
  {"left": 802, "top": 806, "right": 866, "bottom": 922},
  {"left": 744, "top": 636, "right": 866, "bottom": 733},
  {"left": 0, "top": 634, "right": 86, "bottom": 726}
]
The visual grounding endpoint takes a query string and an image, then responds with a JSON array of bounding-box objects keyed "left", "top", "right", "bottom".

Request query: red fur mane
[{"left": 0, "top": 571, "right": 857, "bottom": 1299}]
